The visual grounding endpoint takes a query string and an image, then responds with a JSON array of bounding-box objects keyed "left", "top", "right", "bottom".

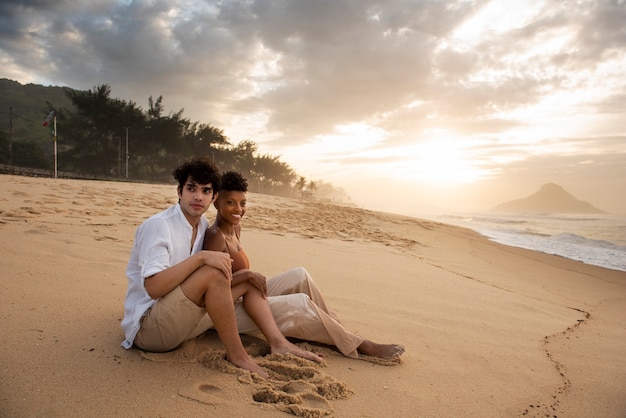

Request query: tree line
[{"left": 1, "top": 83, "right": 349, "bottom": 201}]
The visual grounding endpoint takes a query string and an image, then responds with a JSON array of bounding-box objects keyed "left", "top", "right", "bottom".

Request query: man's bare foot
[
  {"left": 228, "top": 355, "right": 269, "bottom": 379},
  {"left": 271, "top": 341, "right": 323, "bottom": 363},
  {"left": 357, "top": 340, "right": 405, "bottom": 359}
]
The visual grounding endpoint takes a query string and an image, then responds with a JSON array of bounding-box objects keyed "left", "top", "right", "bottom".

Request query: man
[{"left": 121, "top": 158, "right": 320, "bottom": 378}]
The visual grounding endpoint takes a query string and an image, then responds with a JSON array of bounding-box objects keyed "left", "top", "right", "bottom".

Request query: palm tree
[{"left": 295, "top": 176, "right": 307, "bottom": 192}]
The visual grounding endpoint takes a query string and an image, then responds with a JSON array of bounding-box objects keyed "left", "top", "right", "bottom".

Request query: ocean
[{"left": 435, "top": 212, "right": 626, "bottom": 272}]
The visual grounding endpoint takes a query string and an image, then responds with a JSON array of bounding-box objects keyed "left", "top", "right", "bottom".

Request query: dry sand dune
[{"left": 0, "top": 174, "right": 625, "bottom": 417}]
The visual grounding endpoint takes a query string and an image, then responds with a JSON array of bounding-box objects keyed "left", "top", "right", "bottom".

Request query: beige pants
[
  {"left": 237, "top": 267, "right": 365, "bottom": 357},
  {"left": 136, "top": 267, "right": 364, "bottom": 357},
  {"left": 134, "top": 286, "right": 210, "bottom": 352}
]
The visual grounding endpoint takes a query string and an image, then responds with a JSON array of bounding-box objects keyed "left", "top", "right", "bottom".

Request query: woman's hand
[
  {"left": 246, "top": 270, "right": 267, "bottom": 297},
  {"left": 235, "top": 269, "right": 267, "bottom": 297},
  {"left": 199, "top": 250, "right": 233, "bottom": 280}
]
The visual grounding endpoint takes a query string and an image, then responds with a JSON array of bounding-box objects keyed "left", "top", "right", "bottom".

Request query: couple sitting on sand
[{"left": 121, "top": 157, "right": 404, "bottom": 377}]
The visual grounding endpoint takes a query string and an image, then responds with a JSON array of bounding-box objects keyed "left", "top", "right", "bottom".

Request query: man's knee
[
  {"left": 197, "top": 265, "right": 230, "bottom": 290},
  {"left": 181, "top": 265, "right": 230, "bottom": 305}
]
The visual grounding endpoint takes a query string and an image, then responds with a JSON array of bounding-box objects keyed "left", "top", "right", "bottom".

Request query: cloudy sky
[{"left": 2, "top": 0, "right": 625, "bottom": 215}]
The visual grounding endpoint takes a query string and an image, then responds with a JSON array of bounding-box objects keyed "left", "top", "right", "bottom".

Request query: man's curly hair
[
  {"left": 221, "top": 171, "right": 248, "bottom": 192},
  {"left": 172, "top": 157, "right": 221, "bottom": 191}
]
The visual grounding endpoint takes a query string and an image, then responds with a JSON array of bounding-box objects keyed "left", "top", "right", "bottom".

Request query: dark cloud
[
  {"left": 3, "top": 1, "right": 623, "bottom": 132},
  {"left": 573, "top": 0, "right": 626, "bottom": 62},
  {"left": 238, "top": 1, "right": 447, "bottom": 140}
]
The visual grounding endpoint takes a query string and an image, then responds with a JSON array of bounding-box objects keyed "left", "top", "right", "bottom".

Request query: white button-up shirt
[{"left": 121, "top": 204, "right": 208, "bottom": 349}]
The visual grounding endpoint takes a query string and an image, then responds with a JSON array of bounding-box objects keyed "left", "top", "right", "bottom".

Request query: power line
[
  {"left": 0, "top": 111, "right": 41, "bottom": 125},
  {"left": 2, "top": 108, "right": 52, "bottom": 167}
]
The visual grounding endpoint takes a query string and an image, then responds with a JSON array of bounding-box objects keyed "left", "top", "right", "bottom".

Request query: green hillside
[{"left": 0, "top": 78, "right": 75, "bottom": 166}]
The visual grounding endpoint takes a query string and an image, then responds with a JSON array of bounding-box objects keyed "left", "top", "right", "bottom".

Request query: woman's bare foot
[
  {"left": 228, "top": 354, "right": 269, "bottom": 379},
  {"left": 271, "top": 341, "right": 323, "bottom": 363},
  {"left": 357, "top": 340, "right": 405, "bottom": 359}
]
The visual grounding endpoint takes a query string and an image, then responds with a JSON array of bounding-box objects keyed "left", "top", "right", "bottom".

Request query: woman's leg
[
  {"left": 266, "top": 267, "right": 336, "bottom": 318},
  {"left": 235, "top": 282, "right": 322, "bottom": 363},
  {"left": 236, "top": 291, "right": 364, "bottom": 357},
  {"left": 237, "top": 288, "right": 405, "bottom": 359}
]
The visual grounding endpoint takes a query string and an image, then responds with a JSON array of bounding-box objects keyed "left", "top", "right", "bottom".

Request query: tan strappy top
[{"left": 221, "top": 228, "right": 250, "bottom": 272}]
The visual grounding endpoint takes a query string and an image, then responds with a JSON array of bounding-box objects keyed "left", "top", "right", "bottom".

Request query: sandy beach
[{"left": 1, "top": 174, "right": 624, "bottom": 417}]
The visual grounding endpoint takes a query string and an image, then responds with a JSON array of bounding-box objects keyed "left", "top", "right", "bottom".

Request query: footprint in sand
[
  {"left": 178, "top": 382, "right": 230, "bottom": 407},
  {"left": 94, "top": 235, "right": 120, "bottom": 242},
  {"left": 12, "top": 191, "right": 29, "bottom": 198},
  {"left": 141, "top": 335, "right": 353, "bottom": 417},
  {"left": 3, "top": 209, "right": 37, "bottom": 219},
  {"left": 198, "top": 351, "right": 353, "bottom": 417}
]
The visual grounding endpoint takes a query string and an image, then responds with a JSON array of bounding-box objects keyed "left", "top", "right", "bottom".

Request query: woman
[{"left": 203, "top": 171, "right": 404, "bottom": 360}]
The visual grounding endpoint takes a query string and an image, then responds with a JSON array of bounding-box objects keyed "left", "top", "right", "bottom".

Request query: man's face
[{"left": 177, "top": 177, "right": 215, "bottom": 223}]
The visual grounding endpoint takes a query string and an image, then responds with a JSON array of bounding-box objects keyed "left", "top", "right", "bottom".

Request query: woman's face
[{"left": 215, "top": 190, "right": 247, "bottom": 225}]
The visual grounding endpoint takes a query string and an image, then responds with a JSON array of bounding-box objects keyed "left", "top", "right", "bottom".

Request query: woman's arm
[
  {"left": 203, "top": 227, "right": 267, "bottom": 295},
  {"left": 231, "top": 269, "right": 267, "bottom": 295},
  {"left": 203, "top": 227, "right": 226, "bottom": 252}
]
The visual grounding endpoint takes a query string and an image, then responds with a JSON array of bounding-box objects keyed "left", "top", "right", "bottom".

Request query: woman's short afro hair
[{"left": 221, "top": 171, "right": 248, "bottom": 192}]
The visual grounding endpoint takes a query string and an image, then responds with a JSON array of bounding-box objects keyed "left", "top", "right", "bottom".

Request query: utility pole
[
  {"left": 8, "top": 107, "right": 13, "bottom": 165},
  {"left": 53, "top": 114, "right": 57, "bottom": 178},
  {"left": 124, "top": 127, "right": 129, "bottom": 178},
  {"left": 118, "top": 135, "right": 121, "bottom": 177}
]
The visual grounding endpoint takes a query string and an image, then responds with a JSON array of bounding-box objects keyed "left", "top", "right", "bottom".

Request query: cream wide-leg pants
[{"left": 233, "top": 267, "right": 365, "bottom": 358}]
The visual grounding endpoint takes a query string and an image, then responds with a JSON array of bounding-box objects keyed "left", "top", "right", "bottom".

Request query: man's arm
[{"left": 144, "top": 250, "right": 232, "bottom": 299}]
